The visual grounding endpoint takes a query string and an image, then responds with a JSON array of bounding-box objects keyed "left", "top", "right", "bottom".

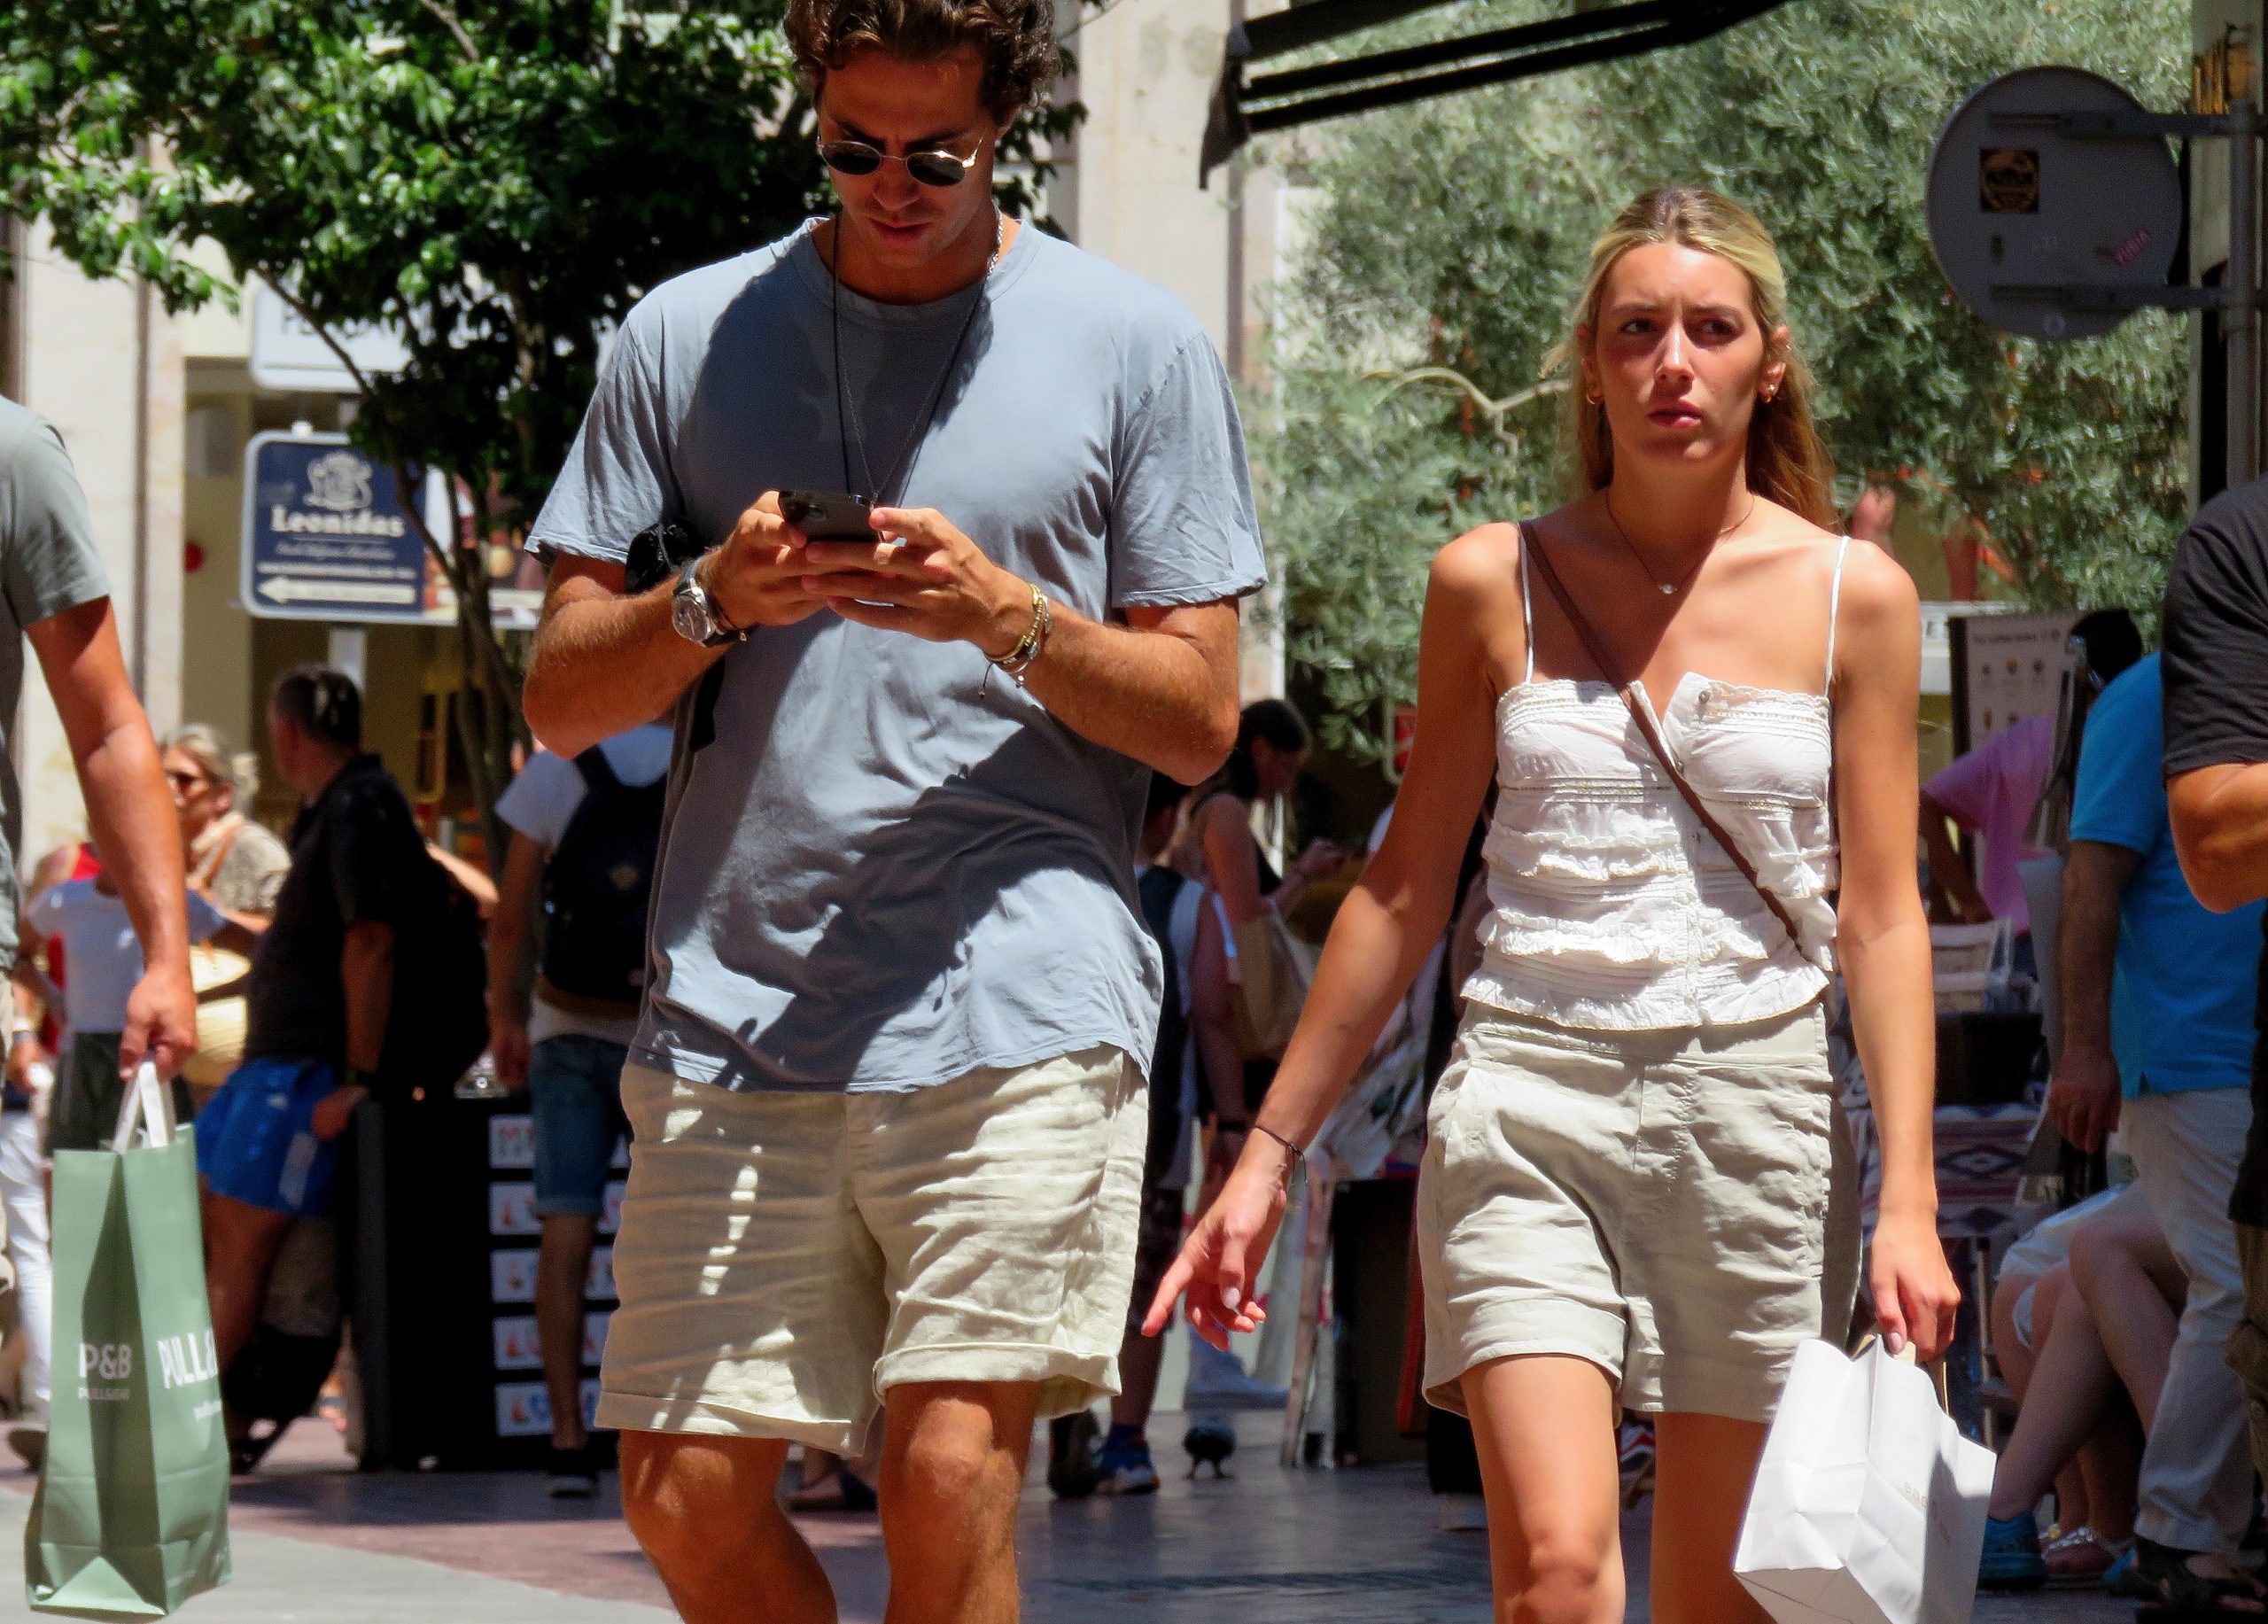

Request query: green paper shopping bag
[{"left": 26, "top": 1064, "right": 231, "bottom": 1617}]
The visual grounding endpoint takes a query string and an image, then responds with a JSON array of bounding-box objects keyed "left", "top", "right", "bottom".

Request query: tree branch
[
  {"left": 420, "top": 0, "right": 479, "bottom": 62},
  {"left": 1368, "top": 366, "right": 1565, "bottom": 453}
]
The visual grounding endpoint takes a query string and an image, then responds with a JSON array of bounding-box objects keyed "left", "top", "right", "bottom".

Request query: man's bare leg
[
  {"left": 619, "top": 1432, "right": 835, "bottom": 1624},
  {"left": 203, "top": 1191, "right": 293, "bottom": 1371},
  {"left": 535, "top": 1214, "right": 597, "bottom": 1449},
  {"left": 878, "top": 1381, "right": 1042, "bottom": 1624}
]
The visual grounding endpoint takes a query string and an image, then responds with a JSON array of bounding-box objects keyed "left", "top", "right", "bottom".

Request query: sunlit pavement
[{"left": 0, "top": 1413, "right": 2131, "bottom": 1621}]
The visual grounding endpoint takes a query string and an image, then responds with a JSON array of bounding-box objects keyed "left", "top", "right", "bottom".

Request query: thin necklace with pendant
[
  {"left": 1602, "top": 490, "right": 1756, "bottom": 596},
  {"left": 828, "top": 209, "right": 1006, "bottom": 502}
]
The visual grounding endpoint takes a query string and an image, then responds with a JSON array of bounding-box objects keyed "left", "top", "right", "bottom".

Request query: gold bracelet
[{"left": 993, "top": 583, "right": 1051, "bottom": 683}]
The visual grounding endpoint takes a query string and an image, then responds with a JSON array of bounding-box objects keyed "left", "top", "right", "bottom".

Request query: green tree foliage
[
  {"left": 1260, "top": 0, "right": 2187, "bottom": 760},
  {"left": 0, "top": 0, "right": 1071, "bottom": 849}
]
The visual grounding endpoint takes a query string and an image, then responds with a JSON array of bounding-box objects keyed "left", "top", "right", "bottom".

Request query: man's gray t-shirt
[
  {"left": 531, "top": 223, "right": 1266, "bottom": 1092},
  {"left": 0, "top": 398, "right": 112, "bottom": 975}
]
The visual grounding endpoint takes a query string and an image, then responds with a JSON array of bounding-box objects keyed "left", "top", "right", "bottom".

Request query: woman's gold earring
[{"left": 1586, "top": 387, "right": 1603, "bottom": 404}]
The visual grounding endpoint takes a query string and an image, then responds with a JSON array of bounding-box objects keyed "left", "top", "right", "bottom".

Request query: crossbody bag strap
[{"left": 1522, "top": 528, "right": 1808, "bottom": 955}]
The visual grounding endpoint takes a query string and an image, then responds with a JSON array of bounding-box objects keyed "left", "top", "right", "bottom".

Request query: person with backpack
[
  {"left": 198, "top": 665, "right": 458, "bottom": 1373},
  {"left": 488, "top": 721, "right": 669, "bottom": 1497}
]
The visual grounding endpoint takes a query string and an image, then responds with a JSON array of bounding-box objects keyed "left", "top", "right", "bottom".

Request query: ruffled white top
[{"left": 1463, "top": 535, "right": 1849, "bottom": 1032}]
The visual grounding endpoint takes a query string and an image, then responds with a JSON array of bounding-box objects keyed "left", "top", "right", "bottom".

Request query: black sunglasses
[{"left": 816, "top": 137, "right": 983, "bottom": 189}]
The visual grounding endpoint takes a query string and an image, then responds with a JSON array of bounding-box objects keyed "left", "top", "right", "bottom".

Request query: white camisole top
[{"left": 1462, "top": 534, "right": 1850, "bottom": 1031}]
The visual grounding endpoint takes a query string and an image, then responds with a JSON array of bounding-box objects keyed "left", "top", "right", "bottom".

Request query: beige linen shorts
[
  {"left": 596, "top": 1045, "right": 1147, "bottom": 1454},
  {"left": 1418, "top": 1000, "right": 1856, "bottom": 1424}
]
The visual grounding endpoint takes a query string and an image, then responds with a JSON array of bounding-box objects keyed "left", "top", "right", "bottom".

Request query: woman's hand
[
  {"left": 1143, "top": 1136, "right": 1297, "bottom": 1349},
  {"left": 1292, "top": 838, "right": 1347, "bottom": 883},
  {"left": 1868, "top": 1208, "right": 1960, "bottom": 1361}
]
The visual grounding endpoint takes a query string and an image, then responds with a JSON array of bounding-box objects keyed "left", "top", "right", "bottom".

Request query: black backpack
[
  {"left": 380, "top": 839, "right": 489, "bottom": 1092},
  {"left": 540, "top": 748, "right": 665, "bottom": 1010}
]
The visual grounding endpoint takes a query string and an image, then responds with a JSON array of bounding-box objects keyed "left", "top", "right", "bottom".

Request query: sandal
[
  {"left": 2041, "top": 1525, "right": 2130, "bottom": 1586},
  {"left": 2131, "top": 1536, "right": 2268, "bottom": 1618}
]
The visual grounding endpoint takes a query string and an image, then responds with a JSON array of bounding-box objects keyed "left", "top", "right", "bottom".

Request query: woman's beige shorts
[
  {"left": 595, "top": 1045, "right": 1147, "bottom": 1454},
  {"left": 1418, "top": 1001, "right": 1857, "bottom": 1424}
]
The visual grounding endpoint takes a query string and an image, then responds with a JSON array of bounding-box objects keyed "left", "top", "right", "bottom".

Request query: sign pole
[{"left": 2231, "top": 96, "right": 2260, "bottom": 489}]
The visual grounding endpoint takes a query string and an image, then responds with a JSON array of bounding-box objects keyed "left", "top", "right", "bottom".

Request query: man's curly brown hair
[{"left": 786, "top": 0, "right": 1059, "bottom": 122}]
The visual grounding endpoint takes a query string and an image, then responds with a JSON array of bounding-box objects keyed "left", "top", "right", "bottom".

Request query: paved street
[{"left": 0, "top": 1414, "right": 2132, "bottom": 1621}]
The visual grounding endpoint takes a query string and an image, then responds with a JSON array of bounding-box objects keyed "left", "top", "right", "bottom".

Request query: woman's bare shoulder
[
  {"left": 1433, "top": 517, "right": 1548, "bottom": 598},
  {"left": 1832, "top": 535, "right": 1922, "bottom": 626}
]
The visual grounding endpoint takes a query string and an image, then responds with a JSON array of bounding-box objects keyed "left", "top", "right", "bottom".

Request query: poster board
[{"left": 1948, "top": 611, "right": 2075, "bottom": 756}]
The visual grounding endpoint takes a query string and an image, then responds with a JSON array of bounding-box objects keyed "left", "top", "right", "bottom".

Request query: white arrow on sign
[{"left": 257, "top": 577, "right": 419, "bottom": 607}]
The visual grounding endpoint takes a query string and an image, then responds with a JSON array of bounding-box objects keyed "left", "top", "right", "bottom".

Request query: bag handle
[
  {"left": 110, "top": 1061, "right": 175, "bottom": 1153},
  {"left": 1522, "top": 530, "right": 1809, "bottom": 956},
  {"left": 1855, "top": 1332, "right": 1953, "bottom": 1413}
]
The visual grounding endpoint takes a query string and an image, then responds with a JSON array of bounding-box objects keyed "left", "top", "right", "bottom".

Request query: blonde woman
[
  {"left": 163, "top": 725, "right": 289, "bottom": 928},
  {"left": 1149, "top": 186, "right": 1957, "bottom": 1621}
]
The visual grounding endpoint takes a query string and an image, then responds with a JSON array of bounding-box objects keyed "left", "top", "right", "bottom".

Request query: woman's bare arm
[
  {"left": 1831, "top": 544, "right": 1958, "bottom": 1358},
  {"left": 1146, "top": 527, "right": 1510, "bottom": 1340}
]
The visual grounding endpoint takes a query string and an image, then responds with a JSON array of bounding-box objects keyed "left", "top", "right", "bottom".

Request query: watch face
[{"left": 671, "top": 587, "right": 712, "bottom": 644}]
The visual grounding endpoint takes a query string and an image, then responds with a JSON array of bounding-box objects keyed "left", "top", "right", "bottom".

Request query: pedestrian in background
[
  {"left": 518, "top": 0, "right": 1263, "bottom": 1606},
  {"left": 486, "top": 720, "right": 669, "bottom": 1499},
  {"left": 29, "top": 844, "right": 249, "bottom": 1151},
  {"left": 2159, "top": 473, "right": 2268, "bottom": 1615},
  {"left": 1152, "top": 186, "right": 1956, "bottom": 1624},
  {"left": 1987, "top": 651, "right": 2264, "bottom": 1609},
  {"left": 1919, "top": 610, "right": 2141, "bottom": 944},
  {"left": 166, "top": 724, "right": 290, "bottom": 924},
  {"left": 198, "top": 666, "right": 429, "bottom": 1372}
]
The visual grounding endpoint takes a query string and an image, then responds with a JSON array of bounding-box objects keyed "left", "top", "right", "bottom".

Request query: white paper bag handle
[
  {"left": 1855, "top": 1331, "right": 1953, "bottom": 1411},
  {"left": 109, "top": 1061, "right": 175, "bottom": 1152}
]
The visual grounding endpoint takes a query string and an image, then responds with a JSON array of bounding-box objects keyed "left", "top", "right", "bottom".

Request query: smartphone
[{"left": 779, "top": 490, "right": 875, "bottom": 541}]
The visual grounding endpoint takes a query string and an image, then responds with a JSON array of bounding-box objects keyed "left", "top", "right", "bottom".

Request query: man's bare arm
[
  {"left": 1000, "top": 598, "right": 1239, "bottom": 785},
  {"left": 524, "top": 495, "right": 879, "bottom": 758},
  {"left": 805, "top": 505, "right": 1239, "bottom": 783},
  {"left": 523, "top": 558, "right": 718, "bottom": 758},
  {"left": 2169, "top": 763, "right": 2268, "bottom": 912},
  {"left": 26, "top": 598, "right": 194, "bottom": 1077},
  {"left": 2045, "top": 839, "right": 2140, "bottom": 1152}
]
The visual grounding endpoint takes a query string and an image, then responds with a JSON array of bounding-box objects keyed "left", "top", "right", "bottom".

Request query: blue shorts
[
  {"left": 530, "top": 1034, "right": 630, "bottom": 1219},
  {"left": 196, "top": 1057, "right": 343, "bottom": 1218}
]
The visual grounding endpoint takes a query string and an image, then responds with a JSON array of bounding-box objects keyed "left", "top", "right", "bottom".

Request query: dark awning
[{"left": 1200, "top": 0, "right": 1795, "bottom": 180}]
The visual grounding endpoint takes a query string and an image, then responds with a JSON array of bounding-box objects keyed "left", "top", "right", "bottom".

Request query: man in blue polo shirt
[{"left": 2032, "top": 651, "right": 2263, "bottom": 1595}]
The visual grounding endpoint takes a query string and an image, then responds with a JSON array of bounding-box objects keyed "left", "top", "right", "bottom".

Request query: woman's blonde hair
[
  {"left": 162, "top": 723, "right": 258, "bottom": 809},
  {"left": 1550, "top": 185, "right": 1837, "bottom": 529}
]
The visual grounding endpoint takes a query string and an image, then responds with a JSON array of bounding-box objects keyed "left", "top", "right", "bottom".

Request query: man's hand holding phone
[
  {"left": 701, "top": 492, "right": 869, "bottom": 632},
  {"left": 797, "top": 505, "right": 1032, "bottom": 658}
]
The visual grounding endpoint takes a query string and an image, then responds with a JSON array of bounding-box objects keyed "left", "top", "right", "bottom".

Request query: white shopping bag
[{"left": 1734, "top": 1339, "right": 1994, "bottom": 1624}]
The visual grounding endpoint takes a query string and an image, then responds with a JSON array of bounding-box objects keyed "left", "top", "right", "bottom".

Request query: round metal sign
[{"left": 1926, "top": 65, "right": 2183, "bottom": 341}]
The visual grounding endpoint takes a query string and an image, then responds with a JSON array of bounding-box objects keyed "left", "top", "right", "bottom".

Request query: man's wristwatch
[{"left": 672, "top": 553, "right": 747, "bottom": 649}]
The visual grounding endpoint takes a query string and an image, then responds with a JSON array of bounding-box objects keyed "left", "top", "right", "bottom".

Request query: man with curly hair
[{"left": 520, "top": 0, "right": 1265, "bottom": 1612}]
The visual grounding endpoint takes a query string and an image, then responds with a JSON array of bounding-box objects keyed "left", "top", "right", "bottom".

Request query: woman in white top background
[{"left": 1149, "top": 185, "right": 1955, "bottom": 1622}]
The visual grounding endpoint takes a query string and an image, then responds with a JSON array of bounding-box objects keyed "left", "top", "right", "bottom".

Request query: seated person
[{"left": 1982, "top": 1186, "right": 2183, "bottom": 1590}]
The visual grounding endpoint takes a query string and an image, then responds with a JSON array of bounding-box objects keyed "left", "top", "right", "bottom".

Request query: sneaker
[
  {"left": 1977, "top": 1510, "right": 2047, "bottom": 1590},
  {"left": 546, "top": 1444, "right": 599, "bottom": 1500},
  {"left": 2103, "top": 1546, "right": 2140, "bottom": 1596},
  {"left": 1182, "top": 1339, "right": 1288, "bottom": 1412},
  {"left": 1437, "top": 1492, "right": 1487, "bottom": 1532},
  {"left": 1094, "top": 1433, "right": 1160, "bottom": 1496}
]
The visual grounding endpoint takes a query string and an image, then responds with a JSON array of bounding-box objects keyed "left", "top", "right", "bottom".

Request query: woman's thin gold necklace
[{"left": 1602, "top": 491, "right": 1757, "bottom": 596}]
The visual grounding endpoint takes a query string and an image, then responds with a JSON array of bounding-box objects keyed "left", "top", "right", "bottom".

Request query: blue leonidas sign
[{"left": 240, "top": 431, "right": 431, "bottom": 621}]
